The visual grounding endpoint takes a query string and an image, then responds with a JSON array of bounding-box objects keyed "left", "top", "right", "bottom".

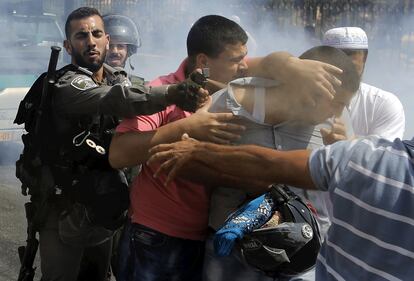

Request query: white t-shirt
[{"left": 347, "top": 82, "right": 405, "bottom": 141}]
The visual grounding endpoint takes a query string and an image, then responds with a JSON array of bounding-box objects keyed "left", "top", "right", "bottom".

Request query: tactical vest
[
  {"left": 14, "top": 65, "right": 129, "bottom": 231},
  {"left": 129, "top": 74, "right": 145, "bottom": 87}
]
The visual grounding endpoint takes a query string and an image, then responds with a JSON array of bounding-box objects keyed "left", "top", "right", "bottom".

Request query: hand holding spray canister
[{"left": 201, "top": 67, "right": 227, "bottom": 93}]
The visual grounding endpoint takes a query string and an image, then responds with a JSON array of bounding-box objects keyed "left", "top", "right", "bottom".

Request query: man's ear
[
  {"left": 63, "top": 39, "right": 72, "bottom": 55},
  {"left": 106, "top": 34, "right": 110, "bottom": 50},
  {"left": 195, "top": 53, "right": 209, "bottom": 69}
]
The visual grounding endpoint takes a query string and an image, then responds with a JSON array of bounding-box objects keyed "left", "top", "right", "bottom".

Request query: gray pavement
[
  {"left": 0, "top": 165, "right": 40, "bottom": 281},
  {"left": 0, "top": 165, "right": 116, "bottom": 281}
]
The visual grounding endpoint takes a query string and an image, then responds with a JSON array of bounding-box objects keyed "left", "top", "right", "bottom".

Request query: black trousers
[{"left": 39, "top": 208, "right": 112, "bottom": 281}]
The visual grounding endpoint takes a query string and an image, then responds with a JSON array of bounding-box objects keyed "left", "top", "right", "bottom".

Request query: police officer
[
  {"left": 102, "top": 13, "right": 144, "bottom": 184},
  {"left": 99, "top": 14, "right": 143, "bottom": 280},
  {"left": 101, "top": 15, "right": 145, "bottom": 279},
  {"left": 16, "top": 7, "right": 207, "bottom": 281},
  {"left": 103, "top": 14, "right": 144, "bottom": 86}
]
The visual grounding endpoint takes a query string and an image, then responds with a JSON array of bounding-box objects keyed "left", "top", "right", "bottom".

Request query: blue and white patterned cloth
[{"left": 214, "top": 193, "right": 275, "bottom": 257}]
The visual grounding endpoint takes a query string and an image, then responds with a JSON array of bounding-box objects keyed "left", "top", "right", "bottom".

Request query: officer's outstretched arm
[
  {"left": 53, "top": 75, "right": 208, "bottom": 117},
  {"left": 53, "top": 77, "right": 170, "bottom": 117},
  {"left": 100, "top": 81, "right": 209, "bottom": 117}
]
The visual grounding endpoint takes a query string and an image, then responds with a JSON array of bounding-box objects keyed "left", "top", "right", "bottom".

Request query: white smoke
[
  {"left": 125, "top": 2, "right": 414, "bottom": 139},
  {"left": 1, "top": 1, "right": 413, "bottom": 140}
]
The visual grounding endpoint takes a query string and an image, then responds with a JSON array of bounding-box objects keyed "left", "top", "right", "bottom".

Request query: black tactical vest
[{"left": 15, "top": 65, "right": 129, "bottom": 230}]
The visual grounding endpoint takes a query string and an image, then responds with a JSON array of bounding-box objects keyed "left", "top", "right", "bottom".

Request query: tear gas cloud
[
  {"left": 0, "top": 0, "right": 413, "bottom": 141},
  {"left": 125, "top": 1, "right": 414, "bottom": 138}
]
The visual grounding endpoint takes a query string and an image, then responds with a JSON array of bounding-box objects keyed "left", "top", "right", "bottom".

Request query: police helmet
[
  {"left": 103, "top": 14, "right": 141, "bottom": 56},
  {"left": 240, "top": 185, "right": 322, "bottom": 278}
]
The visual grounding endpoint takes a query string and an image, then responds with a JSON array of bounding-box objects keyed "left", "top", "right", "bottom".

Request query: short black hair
[
  {"left": 300, "top": 46, "right": 360, "bottom": 93},
  {"left": 187, "top": 15, "right": 248, "bottom": 59},
  {"left": 65, "top": 7, "right": 102, "bottom": 39}
]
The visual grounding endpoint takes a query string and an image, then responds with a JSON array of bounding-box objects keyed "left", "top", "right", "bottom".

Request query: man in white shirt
[{"left": 323, "top": 27, "right": 405, "bottom": 140}]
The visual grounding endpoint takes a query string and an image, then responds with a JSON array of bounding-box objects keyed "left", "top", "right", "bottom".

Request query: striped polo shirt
[{"left": 309, "top": 135, "right": 414, "bottom": 281}]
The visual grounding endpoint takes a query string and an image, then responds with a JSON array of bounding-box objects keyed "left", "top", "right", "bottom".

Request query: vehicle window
[
  {"left": 12, "top": 18, "right": 63, "bottom": 45},
  {"left": 0, "top": 14, "right": 64, "bottom": 76}
]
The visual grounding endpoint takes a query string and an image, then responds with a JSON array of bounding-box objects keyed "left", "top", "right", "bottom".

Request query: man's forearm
[
  {"left": 246, "top": 52, "right": 293, "bottom": 80},
  {"left": 109, "top": 118, "right": 194, "bottom": 168},
  {"left": 190, "top": 143, "right": 316, "bottom": 190},
  {"left": 173, "top": 158, "right": 272, "bottom": 193}
]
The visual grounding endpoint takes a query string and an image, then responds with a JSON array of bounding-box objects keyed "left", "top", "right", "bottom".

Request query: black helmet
[
  {"left": 240, "top": 185, "right": 322, "bottom": 278},
  {"left": 103, "top": 14, "right": 141, "bottom": 56}
]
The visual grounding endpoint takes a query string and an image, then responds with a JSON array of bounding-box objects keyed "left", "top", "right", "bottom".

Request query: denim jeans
[
  {"left": 115, "top": 219, "right": 136, "bottom": 281},
  {"left": 118, "top": 222, "right": 205, "bottom": 281}
]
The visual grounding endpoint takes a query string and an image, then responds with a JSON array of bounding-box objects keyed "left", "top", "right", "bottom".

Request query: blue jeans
[{"left": 118, "top": 222, "right": 205, "bottom": 281}]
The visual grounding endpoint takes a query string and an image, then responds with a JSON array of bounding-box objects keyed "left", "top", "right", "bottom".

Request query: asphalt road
[
  {"left": 0, "top": 165, "right": 40, "bottom": 281},
  {"left": 0, "top": 165, "right": 117, "bottom": 281}
]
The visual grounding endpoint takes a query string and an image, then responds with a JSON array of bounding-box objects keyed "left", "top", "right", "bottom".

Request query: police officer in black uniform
[
  {"left": 15, "top": 7, "right": 207, "bottom": 281},
  {"left": 103, "top": 14, "right": 144, "bottom": 86},
  {"left": 102, "top": 13, "right": 145, "bottom": 185},
  {"left": 100, "top": 14, "right": 146, "bottom": 279}
]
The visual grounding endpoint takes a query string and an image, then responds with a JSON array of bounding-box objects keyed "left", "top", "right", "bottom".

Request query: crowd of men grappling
[{"left": 15, "top": 6, "right": 409, "bottom": 281}]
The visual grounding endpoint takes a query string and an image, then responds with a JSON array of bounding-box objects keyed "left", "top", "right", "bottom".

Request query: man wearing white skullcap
[{"left": 323, "top": 27, "right": 405, "bottom": 141}]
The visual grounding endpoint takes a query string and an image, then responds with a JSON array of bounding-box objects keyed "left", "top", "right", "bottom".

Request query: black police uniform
[
  {"left": 35, "top": 63, "right": 173, "bottom": 281},
  {"left": 52, "top": 64, "right": 168, "bottom": 117},
  {"left": 129, "top": 74, "right": 145, "bottom": 87}
]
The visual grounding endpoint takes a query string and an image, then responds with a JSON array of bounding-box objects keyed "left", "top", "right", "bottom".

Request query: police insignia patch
[{"left": 70, "top": 76, "right": 97, "bottom": 90}]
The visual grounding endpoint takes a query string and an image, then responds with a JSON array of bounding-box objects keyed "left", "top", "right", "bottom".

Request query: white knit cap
[{"left": 323, "top": 27, "right": 368, "bottom": 50}]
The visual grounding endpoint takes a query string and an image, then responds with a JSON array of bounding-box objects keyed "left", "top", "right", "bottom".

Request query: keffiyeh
[{"left": 214, "top": 193, "right": 275, "bottom": 256}]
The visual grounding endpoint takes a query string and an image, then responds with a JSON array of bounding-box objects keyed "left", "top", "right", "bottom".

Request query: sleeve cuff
[
  {"left": 148, "top": 85, "right": 169, "bottom": 107},
  {"left": 308, "top": 148, "right": 327, "bottom": 191}
]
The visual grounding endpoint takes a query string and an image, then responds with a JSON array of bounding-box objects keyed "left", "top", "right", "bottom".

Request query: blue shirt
[{"left": 309, "top": 136, "right": 414, "bottom": 281}]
